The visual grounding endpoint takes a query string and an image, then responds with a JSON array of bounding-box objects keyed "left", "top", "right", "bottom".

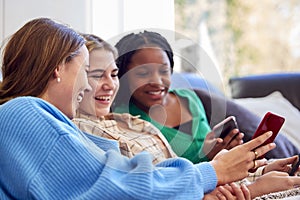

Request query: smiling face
[
  {"left": 61, "top": 46, "right": 91, "bottom": 118},
  {"left": 126, "top": 47, "right": 172, "bottom": 112},
  {"left": 43, "top": 46, "right": 91, "bottom": 119},
  {"left": 78, "top": 48, "right": 119, "bottom": 117}
]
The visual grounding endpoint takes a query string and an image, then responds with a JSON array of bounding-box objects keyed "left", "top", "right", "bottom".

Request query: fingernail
[
  {"left": 267, "top": 131, "right": 273, "bottom": 136},
  {"left": 269, "top": 143, "right": 276, "bottom": 148}
]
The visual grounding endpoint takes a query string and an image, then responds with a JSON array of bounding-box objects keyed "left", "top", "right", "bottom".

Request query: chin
[
  {"left": 68, "top": 111, "right": 76, "bottom": 119},
  {"left": 96, "top": 109, "right": 110, "bottom": 117}
]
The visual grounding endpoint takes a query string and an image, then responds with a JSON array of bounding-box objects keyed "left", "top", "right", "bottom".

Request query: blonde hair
[{"left": 81, "top": 33, "right": 118, "bottom": 58}]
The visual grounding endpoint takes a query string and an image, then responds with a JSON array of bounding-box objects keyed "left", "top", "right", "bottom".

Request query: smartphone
[
  {"left": 213, "top": 116, "right": 239, "bottom": 139},
  {"left": 252, "top": 112, "right": 285, "bottom": 159},
  {"left": 289, "top": 154, "right": 300, "bottom": 176}
]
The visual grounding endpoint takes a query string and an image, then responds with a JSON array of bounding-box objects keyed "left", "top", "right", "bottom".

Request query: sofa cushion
[
  {"left": 229, "top": 73, "right": 300, "bottom": 111},
  {"left": 233, "top": 91, "right": 300, "bottom": 148}
]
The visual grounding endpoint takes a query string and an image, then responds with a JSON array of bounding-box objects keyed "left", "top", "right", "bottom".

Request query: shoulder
[
  {"left": 170, "top": 88, "right": 201, "bottom": 100},
  {"left": 1, "top": 96, "right": 77, "bottom": 135},
  {"left": 1, "top": 96, "right": 64, "bottom": 116}
]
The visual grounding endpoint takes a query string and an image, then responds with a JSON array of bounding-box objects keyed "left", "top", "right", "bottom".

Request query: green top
[{"left": 114, "top": 88, "right": 211, "bottom": 163}]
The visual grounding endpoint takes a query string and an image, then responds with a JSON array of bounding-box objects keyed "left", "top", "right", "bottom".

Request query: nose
[
  {"left": 85, "top": 83, "right": 92, "bottom": 92},
  {"left": 83, "top": 74, "right": 92, "bottom": 92},
  {"left": 149, "top": 71, "right": 163, "bottom": 85},
  {"left": 85, "top": 80, "right": 92, "bottom": 93},
  {"left": 102, "top": 75, "right": 115, "bottom": 90}
]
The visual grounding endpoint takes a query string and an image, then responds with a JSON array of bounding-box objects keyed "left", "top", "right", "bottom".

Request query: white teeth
[
  {"left": 95, "top": 96, "right": 111, "bottom": 101},
  {"left": 148, "top": 91, "right": 162, "bottom": 95}
]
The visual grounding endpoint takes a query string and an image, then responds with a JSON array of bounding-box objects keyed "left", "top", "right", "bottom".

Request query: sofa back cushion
[{"left": 229, "top": 73, "right": 300, "bottom": 111}]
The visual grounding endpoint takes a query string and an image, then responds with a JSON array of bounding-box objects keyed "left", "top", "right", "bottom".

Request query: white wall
[
  {"left": 0, "top": 0, "right": 93, "bottom": 81},
  {"left": 0, "top": 0, "right": 175, "bottom": 81},
  {"left": 92, "top": 0, "right": 175, "bottom": 43},
  {"left": 0, "top": 0, "right": 3, "bottom": 43},
  {"left": 1, "top": 0, "right": 92, "bottom": 41}
]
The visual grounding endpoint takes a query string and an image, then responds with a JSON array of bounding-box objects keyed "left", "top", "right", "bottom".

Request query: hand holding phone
[
  {"left": 252, "top": 112, "right": 285, "bottom": 159},
  {"left": 213, "top": 116, "right": 239, "bottom": 139},
  {"left": 289, "top": 154, "right": 300, "bottom": 176}
]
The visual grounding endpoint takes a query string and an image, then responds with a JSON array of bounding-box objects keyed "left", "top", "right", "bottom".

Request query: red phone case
[{"left": 252, "top": 112, "right": 285, "bottom": 158}]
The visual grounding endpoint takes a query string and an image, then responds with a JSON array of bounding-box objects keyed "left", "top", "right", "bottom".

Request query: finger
[
  {"left": 234, "top": 132, "right": 245, "bottom": 144},
  {"left": 203, "top": 193, "right": 219, "bottom": 200},
  {"left": 285, "top": 155, "right": 299, "bottom": 165},
  {"left": 242, "top": 131, "right": 273, "bottom": 151},
  {"left": 236, "top": 132, "right": 244, "bottom": 139},
  {"left": 215, "top": 138, "right": 224, "bottom": 144},
  {"left": 207, "top": 131, "right": 216, "bottom": 139},
  {"left": 249, "top": 159, "right": 268, "bottom": 173},
  {"left": 257, "top": 158, "right": 268, "bottom": 166},
  {"left": 241, "top": 184, "right": 251, "bottom": 200},
  {"left": 230, "top": 183, "right": 245, "bottom": 200},
  {"left": 274, "top": 155, "right": 298, "bottom": 167},
  {"left": 247, "top": 150, "right": 266, "bottom": 163},
  {"left": 253, "top": 150, "right": 259, "bottom": 160},
  {"left": 252, "top": 141, "right": 276, "bottom": 159},
  {"left": 216, "top": 193, "right": 226, "bottom": 200},
  {"left": 222, "top": 129, "right": 240, "bottom": 144},
  {"left": 222, "top": 184, "right": 234, "bottom": 193},
  {"left": 217, "top": 185, "right": 234, "bottom": 199},
  {"left": 227, "top": 138, "right": 243, "bottom": 150}
]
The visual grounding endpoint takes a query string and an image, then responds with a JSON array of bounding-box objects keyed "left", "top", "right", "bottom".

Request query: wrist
[
  {"left": 247, "top": 183, "right": 260, "bottom": 199},
  {"left": 210, "top": 160, "right": 225, "bottom": 185}
]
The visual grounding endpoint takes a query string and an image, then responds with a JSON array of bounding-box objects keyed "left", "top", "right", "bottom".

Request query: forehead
[
  {"left": 89, "top": 49, "right": 116, "bottom": 69},
  {"left": 133, "top": 47, "right": 168, "bottom": 61},
  {"left": 128, "top": 47, "right": 170, "bottom": 68}
]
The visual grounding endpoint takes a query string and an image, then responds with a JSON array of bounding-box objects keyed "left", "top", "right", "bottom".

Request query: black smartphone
[
  {"left": 213, "top": 116, "right": 239, "bottom": 139},
  {"left": 252, "top": 112, "right": 285, "bottom": 159},
  {"left": 289, "top": 154, "right": 300, "bottom": 176}
]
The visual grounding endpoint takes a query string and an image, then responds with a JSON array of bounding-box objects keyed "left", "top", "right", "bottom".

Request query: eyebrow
[
  {"left": 88, "top": 69, "right": 105, "bottom": 74},
  {"left": 88, "top": 68, "right": 119, "bottom": 74}
]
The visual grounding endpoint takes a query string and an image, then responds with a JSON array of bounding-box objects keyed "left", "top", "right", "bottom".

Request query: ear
[
  {"left": 53, "top": 64, "right": 63, "bottom": 83},
  {"left": 53, "top": 64, "right": 63, "bottom": 79},
  {"left": 53, "top": 68, "right": 59, "bottom": 78}
]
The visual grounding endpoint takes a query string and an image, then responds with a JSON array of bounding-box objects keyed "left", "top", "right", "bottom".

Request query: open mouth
[
  {"left": 145, "top": 88, "right": 167, "bottom": 99},
  {"left": 95, "top": 95, "right": 111, "bottom": 102},
  {"left": 147, "top": 90, "right": 164, "bottom": 95}
]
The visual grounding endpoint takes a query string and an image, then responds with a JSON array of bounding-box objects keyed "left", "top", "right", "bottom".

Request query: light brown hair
[{"left": 0, "top": 17, "right": 85, "bottom": 104}]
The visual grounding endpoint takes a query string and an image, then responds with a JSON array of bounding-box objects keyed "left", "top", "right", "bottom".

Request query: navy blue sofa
[
  {"left": 171, "top": 72, "right": 300, "bottom": 159},
  {"left": 229, "top": 73, "right": 300, "bottom": 111}
]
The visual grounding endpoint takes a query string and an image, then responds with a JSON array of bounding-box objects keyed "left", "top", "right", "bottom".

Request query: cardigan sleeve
[
  {"left": 28, "top": 134, "right": 217, "bottom": 199},
  {"left": 0, "top": 97, "right": 217, "bottom": 200}
]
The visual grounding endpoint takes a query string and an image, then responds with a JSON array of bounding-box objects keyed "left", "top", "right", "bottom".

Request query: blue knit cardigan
[{"left": 0, "top": 97, "right": 217, "bottom": 200}]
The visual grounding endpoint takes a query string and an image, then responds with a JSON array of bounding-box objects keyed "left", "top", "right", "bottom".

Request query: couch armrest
[{"left": 229, "top": 73, "right": 300, "bottom": 111}]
